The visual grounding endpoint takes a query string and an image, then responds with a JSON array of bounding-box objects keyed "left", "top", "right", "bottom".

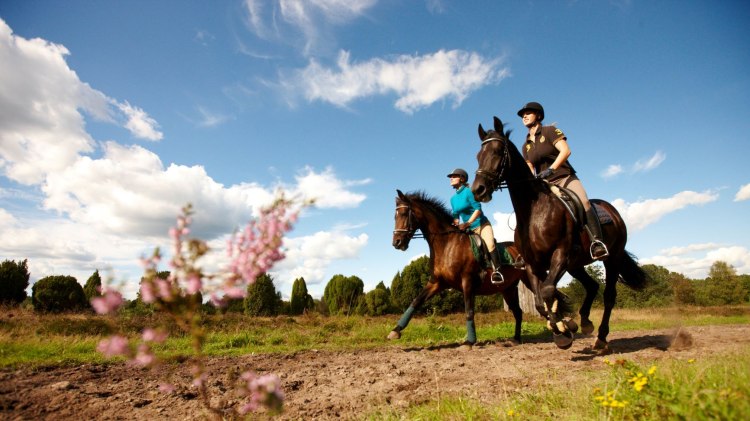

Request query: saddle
[
  {"left": 548, "top": 184, "right": 612, "bottom": 227},
  {"left": 467, "top": 234, "right": 515, "bottom": 268}
]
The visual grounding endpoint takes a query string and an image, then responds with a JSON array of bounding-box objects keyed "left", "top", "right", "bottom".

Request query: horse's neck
[
  {"left": 505, "top": 145, "right": 540, "bottom": 226},
  {"left": 415, "top": 207, "right": 455, "bottom": 258}
]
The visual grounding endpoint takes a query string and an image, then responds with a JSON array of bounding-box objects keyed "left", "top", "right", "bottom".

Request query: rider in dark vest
[
  {"left": 517, "top": 102, "right": 609, "bottom": 260},
  {"left": 448, "top": 168, "right": 505, "bottom": 284}
]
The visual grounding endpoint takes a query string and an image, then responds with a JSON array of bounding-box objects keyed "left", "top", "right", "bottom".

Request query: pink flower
[
  {"left": 158, "top": 383, "right": 176, "bottom": 394},
  {"left": 133, "top": 344, "right": 156, "bottom": 367},
  {"left": 97, "top": 335, "right": 129, "bottom": 358},
  {"left": 140, "top": 281, "right": 156, "bottom": 303},
  {"left": 238, "top": 371, "right": 284, "bottom": 414},
  {"left": 142, "top": 328, "right": 168, "bottom": 343},
  {"left": 91, "top": 290, "right": 124, "bottom": 315},
  {"left": 186, "top": 273, "right": 202, "bottom": 295}
]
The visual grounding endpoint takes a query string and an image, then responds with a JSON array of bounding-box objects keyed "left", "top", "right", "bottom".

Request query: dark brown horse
[
  {"left": 471, "top": 117, "right": 649, "bottom": 352},
  {"left": 388, "top": 189, "right": 559, "bottom": 346}
]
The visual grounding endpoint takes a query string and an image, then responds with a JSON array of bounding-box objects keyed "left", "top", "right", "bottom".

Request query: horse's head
[
  {"left": 472, "top": 116, "right": 511, "bottom": 203},
  {"left": 392, "top": 190, "right": 416, "bottom": 250}
]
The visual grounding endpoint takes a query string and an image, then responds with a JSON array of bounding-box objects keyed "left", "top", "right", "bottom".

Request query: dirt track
[{"left": 2, "top": 324, "right": 748, "bottom": 420}]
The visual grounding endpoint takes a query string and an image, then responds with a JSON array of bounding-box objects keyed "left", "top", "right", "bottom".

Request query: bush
[
  {"left": 245, "top": 273, "right": 281, "bottom": 316},
  {"left": 322, "top": 274, "right": 364, "bottom": 315},
  {"left": 31, "top": 275, "right": 87, "bottom": 313},
  {"left": 0, "top": 259, "right": 30, "bottom": 305},
  {"left": 83, "top": 269, "right": 103, "bottom": 302}
]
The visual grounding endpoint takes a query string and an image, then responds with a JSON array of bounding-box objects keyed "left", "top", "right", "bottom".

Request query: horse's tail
[
  {"left": 618, "top": 250, "right": 650, "bottom": 291},
  {"left": 555, "top": 289, "right": 576, "bottom": 317}
]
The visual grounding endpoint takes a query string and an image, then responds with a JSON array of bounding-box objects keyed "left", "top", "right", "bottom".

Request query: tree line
[{"left": 1, "top": 257, "right": 748, "bottom": 315}]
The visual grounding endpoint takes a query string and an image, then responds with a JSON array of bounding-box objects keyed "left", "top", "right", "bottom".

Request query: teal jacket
[{"left": 450, "top": 185, "right": 488, "bottom": 230}]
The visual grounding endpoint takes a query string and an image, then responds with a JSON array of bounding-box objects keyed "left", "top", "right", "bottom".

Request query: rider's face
[
  {"left": 522, "top": 111, "right": 539, "bottom": 128},
  {"left": 449, "top": 175, "right": 462, "bottom": 187}
]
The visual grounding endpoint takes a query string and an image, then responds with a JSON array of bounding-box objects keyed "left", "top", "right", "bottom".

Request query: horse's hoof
[
  {"left": 459, "top": 341, "right": 474, "bottom": 351},
  {"left": 553, "top": 331, "right": 574, "bottom": 350},
  {"left": 387, "top": 330, "right": 401, "bottom": 340},
  {"left": 580, "top": 320, "right": 595, "bottom": 336},
  {"left": 563, "top": 317, "right": 579, "bottom": 334},
  {"left": 501, "top": 339, "right": 521, "bottom": 347},
  {"left": 593, "top": 338, "right": 611, "bottom": 355}
]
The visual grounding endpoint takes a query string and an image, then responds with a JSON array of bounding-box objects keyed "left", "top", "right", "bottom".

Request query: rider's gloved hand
[
  {"left": 458, "top": 223, "right": 470, "bottom": 231},
  {"left": 537, "top": 167, "right": 556, "bottom": 179}
]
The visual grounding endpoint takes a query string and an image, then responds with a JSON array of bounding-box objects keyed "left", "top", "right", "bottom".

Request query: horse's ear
[
  {"left": 396, "top": 189, "right": 407, "bottom": 201},
  {"left": 493, "top": 116, "right": 504, "bottom": 133},
  {"left": 478, "top": 123, "right": 487, "bottom": 140}
]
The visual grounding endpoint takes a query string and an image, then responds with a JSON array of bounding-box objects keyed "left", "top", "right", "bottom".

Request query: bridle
[
  {"left": 475, "top": 136, "right": 510, "bottom": 192},
  {"left": 393, "top": 204, "right": 423, "bottom": 239}
]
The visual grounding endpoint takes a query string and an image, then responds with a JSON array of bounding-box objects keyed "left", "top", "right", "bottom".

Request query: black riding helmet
[
  {"left": 517, "top": 101, "right": 544, "bottom": 121},
  {"left": 446, "top": 168, "right": 469, "bottom": 182}
]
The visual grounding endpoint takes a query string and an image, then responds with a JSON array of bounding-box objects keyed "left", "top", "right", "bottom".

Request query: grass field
[{"left": 1, "top": 305, "right": 749, "bottom": 368}]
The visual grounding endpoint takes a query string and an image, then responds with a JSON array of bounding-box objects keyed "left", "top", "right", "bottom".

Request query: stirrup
[
  {"left": 491, "top": 269, "right": 505, "bottom": 285},
  {"left": 590, "top": 240, "right": 609, "bottom": 260}
]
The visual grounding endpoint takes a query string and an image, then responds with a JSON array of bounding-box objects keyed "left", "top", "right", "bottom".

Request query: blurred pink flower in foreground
[
  {"left": 96, "top": 335, "right": 129, "bottom": 357},
  {"left": 91, "top": 289, "right": 124, "bottom": 315}
]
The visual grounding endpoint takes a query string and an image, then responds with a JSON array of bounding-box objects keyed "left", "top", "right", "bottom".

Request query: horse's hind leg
[
  {"left": 388, "top": 281, "right": 441, "bottom": 340},
  {"left": 593, "top": 261, "right": 619, "bottom": 353},
  {"left": 501, "top": 283, "right": 523, "bottom": 344},
  {"left": 568, "top": 267, "right": 599, "bottom": 335}
]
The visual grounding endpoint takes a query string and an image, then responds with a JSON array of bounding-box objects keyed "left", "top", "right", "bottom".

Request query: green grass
[
  {"left": 1, "top": 305, "right": 749, "bottom": 368},
  {"left": 368, "top": 349, "right": 750, "bottom": 420}
]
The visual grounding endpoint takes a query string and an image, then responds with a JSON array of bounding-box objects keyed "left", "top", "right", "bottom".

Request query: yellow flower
[
  {"left": 648, "top": 365, "right": 657, "bottom": 376},
  {"left": 688, "top": 358, "right": 696, "bottom": 363}
]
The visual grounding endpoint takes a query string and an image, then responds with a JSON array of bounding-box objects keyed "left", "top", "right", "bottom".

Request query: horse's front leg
[
  {"left": 388, "top": 280, "right": 441, "bottom": 340},
  {"left": 568, "top": 267, "right": 599, "bottom": 335},
  {"left": 501, "top": 282, "right": 523, "bottom": 344},
  {"left": 539, "top": 251, "right": 573, "bottom": 349},
  {"left": 463, "top": 288, "right": 477, "bottom": 347}
]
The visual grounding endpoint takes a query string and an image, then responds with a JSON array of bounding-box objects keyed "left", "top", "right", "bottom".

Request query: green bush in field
[
  {"left": 390, "top": 256, "right": 430, "bottom": 312},
  {"left": 365, "top": 287, "right": 391, "bottom": 316},
  {"left": 322, "top": 274, "right": 364, "bottom": 315},
  {"left": 83, "top": 269, "right": 102, "bottom": 302},
  {"left": 0, "top": 259, "right": 30, "bottom": 305},
  {"left": 244, "top": 273, "right": 281, "bottom": 316},
  {"left": 289, "top": 277, "right": 314, "bottom": 315},
  {"left": 31, "top": 275, "right": 87, "bottom": 313}
]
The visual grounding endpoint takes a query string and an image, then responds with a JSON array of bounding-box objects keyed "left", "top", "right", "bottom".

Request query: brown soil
[{"left": 1, "top": 324, "right": 748, "bottom": 420}]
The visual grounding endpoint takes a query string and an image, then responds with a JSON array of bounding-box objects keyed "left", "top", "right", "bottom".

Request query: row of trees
[{"left": 2, "top": 257, "right": 749, "bottom": 315}]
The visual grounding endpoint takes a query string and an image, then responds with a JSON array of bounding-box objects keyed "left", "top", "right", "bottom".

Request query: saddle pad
[{"left": 593, "top": 203, "right": 613, "bottom": 224}]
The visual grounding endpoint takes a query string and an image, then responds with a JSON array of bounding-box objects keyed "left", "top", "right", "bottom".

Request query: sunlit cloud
[
  {"left": 643, "top": 243, "right": 750, "bottom": 279},
  {"left": 734, "top": 183, "right": 750, "bottom": 202},
  {"left": 601, "top": 164, "right": 624, "bottom": 179},
  {"left": 287, "top": 49, "right": 509, "bottom": 113},
  {"left": 611, "top": 190, "right": 718, "bottom": 231},
  {"left": 633, "top": 150, "right": 665, "bottom": 172}
]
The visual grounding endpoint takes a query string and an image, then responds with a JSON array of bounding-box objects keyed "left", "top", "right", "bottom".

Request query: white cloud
[
  {"left": 611, "top": 190, "right": 718, "bottom": 231},
  {"left": 115, "top": 101, "right": 163, "bottom": 140},
  {"left": 288, "top": 49, "right": 509, "bottom": 113},
  {"left": 601, "top": 151, "right": 665, "bottom": 179},
  {"left": 275, "top": 230, "right": 369, "bottom": 287},
  {"left": 734, "top": 183, "right": 750, "bottom": 202},
  {"left": 0, "top": 19, "right": 162, "bottom": 185},
  {"left": 633, "top": 150, "right": 665, "bottom": 172},
  {"left": 491, "top": 211, "right": 517, "bottom": 243},
  {"left": 195, "top": 106, "right": 232, "bottom": 128},
  {"left": 643, "top": 243, "right": 750, "bottom": 279},
  {"left": 291, "top": 166, "right": 369, "bottom": 208},
  {"left": 601, "top": 164, "right": 623, "bottom": 179},
  {"left": 243, "top": 0, "right": 377, "bottom": 55}
]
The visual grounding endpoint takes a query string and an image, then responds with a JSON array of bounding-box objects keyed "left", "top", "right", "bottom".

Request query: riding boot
[
  {"left": 585, "top": 208, "right": 609, "bottom": 260},
  {"left": 489, "top": 248, "right": 506, "bottom": 285}
]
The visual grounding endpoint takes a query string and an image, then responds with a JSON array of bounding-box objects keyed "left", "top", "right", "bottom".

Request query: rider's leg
[
  {"left": 477, "top": 223, "right": 505, "bottom": 284},
  {"left": 565, "top": 179, "right": 608, "bottom": 260}
]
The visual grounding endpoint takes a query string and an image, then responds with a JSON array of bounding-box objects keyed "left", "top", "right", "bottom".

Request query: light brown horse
[
  {"left": 471, "top": 117, "right": 649, "bottom": 352},
  {"left": 388, "top": 190, "right": 566, "bottom": 346}
]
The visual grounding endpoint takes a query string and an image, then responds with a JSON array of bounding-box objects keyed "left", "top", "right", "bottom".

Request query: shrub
[
  {"left": 31, "top": 275, "right": 87, "bottom": 313},
  {"left": 83, "top": 269, "right": 103, "bottom": 302},
  {"left": 0, "top": 259, "right": 30, "bottom": 305},
  {"left": 245, "top": 273, "right": 281, "bottom": 316},
  {"left": 322, "top": 274, "right": 364, "bottom": 315}
]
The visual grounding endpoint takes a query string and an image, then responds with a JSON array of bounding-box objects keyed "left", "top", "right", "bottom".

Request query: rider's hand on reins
[{"left": 537, "top": 167, "right": 556, "bottom": 179}]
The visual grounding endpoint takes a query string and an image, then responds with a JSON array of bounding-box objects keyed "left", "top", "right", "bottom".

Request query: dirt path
[{"left": 2, "top": 324, "right": 748, "bottom": 420}]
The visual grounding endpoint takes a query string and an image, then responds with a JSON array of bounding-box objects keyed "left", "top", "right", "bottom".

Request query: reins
[
  {"left": 476, "top": 136, "right": 536, "bottom": 191},
  {"left": 393, "top": 204, "right": 466, "bottom": 241}
]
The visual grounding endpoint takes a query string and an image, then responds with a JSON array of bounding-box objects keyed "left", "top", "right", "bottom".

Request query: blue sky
[{"left": 1, "top": 0, "right": 749, "bottom": 299}]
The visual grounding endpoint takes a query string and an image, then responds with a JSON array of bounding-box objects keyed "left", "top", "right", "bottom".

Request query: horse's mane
[{"left": 404, "top": 190, "right": 454, "bottom": 223}]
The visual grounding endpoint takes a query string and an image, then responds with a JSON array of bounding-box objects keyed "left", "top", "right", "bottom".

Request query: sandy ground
[{"left": 1, "top": 324, "right": 748, "bottom": 420}]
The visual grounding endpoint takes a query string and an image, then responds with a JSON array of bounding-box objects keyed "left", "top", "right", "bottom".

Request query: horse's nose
[
  {"left": 392, "top": 238, "right": 401, "bottom": 249},
  {"left": 472, "top": 184, "right": 486, "bottom": 200}
]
